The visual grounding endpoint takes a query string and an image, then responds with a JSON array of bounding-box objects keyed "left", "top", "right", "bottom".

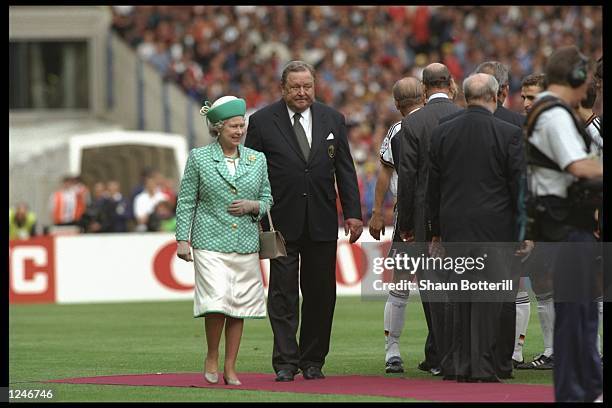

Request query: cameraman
[{"left": 526, "top": 46, "right": 602, "bottom": 402}]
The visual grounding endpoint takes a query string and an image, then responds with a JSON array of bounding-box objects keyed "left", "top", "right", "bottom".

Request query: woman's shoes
[
  {"left": 223, "top": 375, "right": 242, "bottom": 386},
  {"left": 204, "top": 371, "right": 219, "bottom": 384}
]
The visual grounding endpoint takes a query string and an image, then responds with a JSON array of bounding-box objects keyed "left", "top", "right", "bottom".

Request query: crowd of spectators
[
  {"left": 110, "top": 5, "right": 602, "bottom": 227},
  {"left": 41, "top": 169, "right": 178, "bottom": 235}
]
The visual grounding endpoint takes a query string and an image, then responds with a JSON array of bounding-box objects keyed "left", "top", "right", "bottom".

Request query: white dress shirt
[{"left": 287, "top": 105, "right": 313, "bottom": 147}]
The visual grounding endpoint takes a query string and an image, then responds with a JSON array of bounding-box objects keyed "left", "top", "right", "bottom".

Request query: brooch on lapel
[
  {"left": 328, "top": 145, "right": 335, "bottom": 158},
  {"left": 248, "top": 154, "right": 256, "bottom": 162}
]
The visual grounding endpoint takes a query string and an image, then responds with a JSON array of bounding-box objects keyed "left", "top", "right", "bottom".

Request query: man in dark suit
[
  {"left": 428, "top": 73, "right": 525, "bottom": 382},
  {"left": 475, "top": 60, "right": 527, "bottom": 379},
  {"left": 245, "top": 60, "right": 363, "bottom": 382},
  {"left": 396, "top": 63, "right": 462, "bottom": 376},
  {"left": 476, "top": 61, "right": 526, "bottom": 127}
]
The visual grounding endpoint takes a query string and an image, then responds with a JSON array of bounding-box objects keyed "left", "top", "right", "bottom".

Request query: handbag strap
[
  {"left": 258, "top": 210, "right": 276, "bottom": 232},
  {"left": 267, "top": 210, "right": 275, "bottom": 232}
]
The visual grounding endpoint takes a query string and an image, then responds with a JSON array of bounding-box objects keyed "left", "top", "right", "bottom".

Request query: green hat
[{"left": 200, "top": 96, "right": 246, "bottom": 124}]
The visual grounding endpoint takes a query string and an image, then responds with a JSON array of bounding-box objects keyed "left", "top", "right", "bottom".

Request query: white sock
[
  {"left": 596, "top": 297, "right": 603, "bottom": 355},
  {"left": 536, "top": 292, "right": 554, "bottom": 357},
  {"left": 384, "top": 292, "right": 408, "bottom": 361},
  {"left": 514, "top": 290, "right": 530, "bottom": 362}
]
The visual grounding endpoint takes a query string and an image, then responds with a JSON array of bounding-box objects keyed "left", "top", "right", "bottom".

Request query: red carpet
[{"left": 46, "top": 372, "right": 554, "bottom": 402}]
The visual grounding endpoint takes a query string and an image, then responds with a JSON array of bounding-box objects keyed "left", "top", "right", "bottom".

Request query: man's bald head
[
  {"left": 422, "top": 63, "right": 454, "bottom": 98},
  {"left": 392, "top": 77, "right": 423, "bottom": 113},
  {"left": 463, "top": 73, "right": 499, "bottom": 111},
  {"left": 422, "top": 63, "right": 451, "bottom": 87}
]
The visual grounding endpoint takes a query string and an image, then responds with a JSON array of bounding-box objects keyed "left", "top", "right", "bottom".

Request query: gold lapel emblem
[
  {"left": 328, "top": 145, "right": 335, "bottom": 158},
  {"left": 248, "top": 154, "right": 256, "bottom": 162}
]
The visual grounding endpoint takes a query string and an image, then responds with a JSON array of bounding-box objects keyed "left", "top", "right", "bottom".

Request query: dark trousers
[
  {"left": 420, "top": 301, "right": 441, "bottom": 368},
  {"left": 450, "top": 245, "right": 513, "bottom": 379},
  {"left": 267, "top": 221, "right": 337, "bottom": 373},
  {"left": 414, "top": 240, "right": 445, "bottom": 369},
  {"left": 453, "top": 301, "right": 501, "bottom": 379},
  {"left": 553, "top": 229, "right": 603, "bottom": 402},
  {"left": 494, "top": 260, "right": 521, "bottom": 377},
  {"left": 493, "top": 301, "right": 517, "bottom": 376}
]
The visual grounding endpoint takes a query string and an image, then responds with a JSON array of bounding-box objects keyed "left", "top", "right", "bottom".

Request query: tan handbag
[{"left": 259, "top": 210, "right": 287, "bottom": 259}]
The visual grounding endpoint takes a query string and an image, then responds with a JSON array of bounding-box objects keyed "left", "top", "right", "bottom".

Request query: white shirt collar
[
  {"left": 408, "top": 106, "right": 422, "bottom": 115},
  {"left": 287, "top": 105, "right": 312, "bottom": 124},
  {"left": 427, "top": 93, "right": 450, "bottom": 102}
]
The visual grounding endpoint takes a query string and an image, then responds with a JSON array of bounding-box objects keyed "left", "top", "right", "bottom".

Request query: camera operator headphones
[{"left": 568, "top": 55, "right": 588, "bottom": 88}]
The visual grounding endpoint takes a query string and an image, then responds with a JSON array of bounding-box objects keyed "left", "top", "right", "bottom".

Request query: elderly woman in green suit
[{"left": 175, "top": 96, "right": 273, "bottom": 386}]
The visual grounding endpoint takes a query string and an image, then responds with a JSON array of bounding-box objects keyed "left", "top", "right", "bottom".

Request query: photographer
[{"left": 525, "top": 46, "right": 602, "bottom": 402}]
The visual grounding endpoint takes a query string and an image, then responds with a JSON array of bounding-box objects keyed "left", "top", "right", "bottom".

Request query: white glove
[
  {"left": 227, "top": 200, "right": 260, "bottom": 216},
  {"left": 177, "top": 241, "right": 193, "bottom": 262}
]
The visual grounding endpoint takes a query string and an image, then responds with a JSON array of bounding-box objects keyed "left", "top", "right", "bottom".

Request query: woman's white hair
[{"left": 208, "top": 120, "right": 225, "bottom": 138}]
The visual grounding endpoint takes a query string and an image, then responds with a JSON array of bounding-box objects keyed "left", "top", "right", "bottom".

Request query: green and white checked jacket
[{"left": 175, "top": 141, "right": 273, "bottom": 253}]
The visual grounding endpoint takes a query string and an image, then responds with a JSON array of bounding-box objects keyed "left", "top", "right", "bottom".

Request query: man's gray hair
[
  {"left": 476, "top": 61, "right": 509, "bottom": 95},
  {"left": 281, "top": 60, "right": 316, "bottom": 86},
  {"left": 463, "top": 73, "right": 499, "bottom": 103}
]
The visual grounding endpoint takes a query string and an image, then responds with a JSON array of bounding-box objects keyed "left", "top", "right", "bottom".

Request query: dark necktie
[{"left": 293, "top": 112, "right": 310, "bottom": 160}]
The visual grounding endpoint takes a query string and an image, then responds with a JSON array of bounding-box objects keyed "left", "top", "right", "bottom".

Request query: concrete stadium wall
[{"left": 107, "top": 32, "right": 211, "bottom": 149}]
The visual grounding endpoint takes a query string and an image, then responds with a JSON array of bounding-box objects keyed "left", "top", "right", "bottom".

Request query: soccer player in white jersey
[{"left": 368, "top": 77, "right": 424, "bottom": 373}]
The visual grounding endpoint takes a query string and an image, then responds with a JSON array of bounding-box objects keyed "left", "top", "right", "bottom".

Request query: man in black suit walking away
[
  {"left": 428, "top": 73, "right": 526, "bottom": 382},
  {"left": 474, "top": 60, "right": 527, "bottom": 379},
  {"left": 245, "top": 60, "right": 363, "bottom": 382},
  {"left": 397, "top": 63, "right": 462, "bottom": 376},
  {"left": 476, "top": 61, "right": 526, "bottom": 127}
]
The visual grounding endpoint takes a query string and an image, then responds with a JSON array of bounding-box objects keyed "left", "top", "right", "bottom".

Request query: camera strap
[{"left": 525, "top": 94, "right": 592, "bottom": 172}]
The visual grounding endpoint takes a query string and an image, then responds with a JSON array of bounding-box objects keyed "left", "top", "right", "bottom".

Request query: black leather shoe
[
  {"left": 275, "top": 369, "right": 296, "bottom": 382},
  {"left": 497, "top": 371, "right": 514, "bottom": 380},
  {"left": 417, "top": 360, "right": 432, "bottom": 372},
  {"left": 469, "top": 376, "right": 502, "bottom": 383},
  {"left": 302, "top": 366, "right": 325, "bottom": 380}
]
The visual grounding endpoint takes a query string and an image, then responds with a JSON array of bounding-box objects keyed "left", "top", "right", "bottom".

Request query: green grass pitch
[{"left": 9, "top": 296, "right": 556, "bottom": 402}]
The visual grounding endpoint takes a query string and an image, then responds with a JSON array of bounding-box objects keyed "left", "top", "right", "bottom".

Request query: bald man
[
  {"left": 368, "top": 77, "right": 424, "bottom": 373},
  {"left": 397, "top": 63, "right": 463, "bottom": 376},
  {"left": 428, "top": 73, "right": 525, "bottom": 381}
]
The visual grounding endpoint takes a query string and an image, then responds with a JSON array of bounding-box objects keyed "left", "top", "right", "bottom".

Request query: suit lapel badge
[
  {"left": 328, "top": 145, "right": 335, "bottom": 158},
  {"left": 248, "top": 154, "right": 256, "bottom": 163}
]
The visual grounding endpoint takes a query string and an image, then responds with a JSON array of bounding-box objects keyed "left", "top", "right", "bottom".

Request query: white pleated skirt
[{"left": 193, "top": 249, "right": 266, "bottom": 319}]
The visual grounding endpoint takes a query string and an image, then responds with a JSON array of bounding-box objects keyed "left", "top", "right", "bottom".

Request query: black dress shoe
[
  {"left": 302, "top": 366, "right": 325, "bottom": 380},
  {"left": 497, "top": 371, "right": 514, "bottom": 380},
  {"left": 417, "top": 361, "right": 432, "bottom": 372},
  {"left": 469, "top": 376, "right": 502, "bottom": 383},
  {"left": 275, "top": 369, "right": 296, "bottom": 382}
]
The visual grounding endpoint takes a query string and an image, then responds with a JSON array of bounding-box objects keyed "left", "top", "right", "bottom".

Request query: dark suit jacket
[
  {"left": 245, "top": 100, "right": 362, "bottom": 241},
  {"left": 494, "top": 101, "right": 525, "bottom": 127},
  {"left": 440, "top": 101, "right": 526, "bottom": 128},
  {"left": 397, "top": 97, "right": 463, "bottom": 240},
  {"left": 428, "top": 106, "right": 525, "bottom": 242}
]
